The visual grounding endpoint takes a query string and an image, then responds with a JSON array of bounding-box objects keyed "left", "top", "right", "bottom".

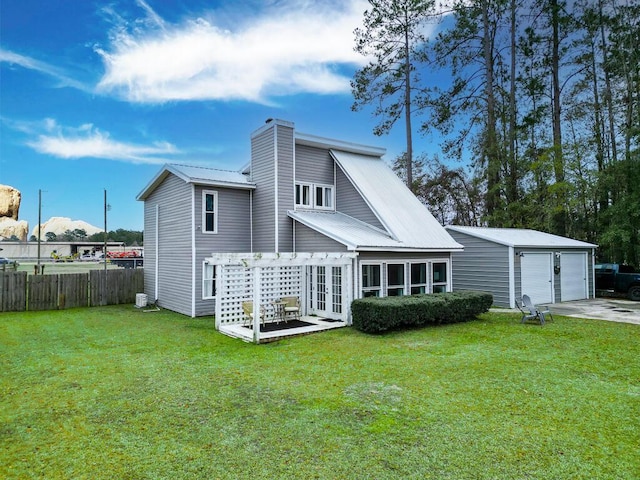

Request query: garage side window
[
  {"left": 202, "top": 190, "right": 218, "bottom": 233},
  {"left": 203, "top": 262, "right": 217, "bottom": 299},
  {"left": 361, "top": 264, "right": 381, "bottom": 297}
]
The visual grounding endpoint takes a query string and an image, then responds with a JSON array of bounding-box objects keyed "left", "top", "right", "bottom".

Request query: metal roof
[
  {"left": 330, "top": 150, "right": 463, "bottom": 251},
  {"left": 445, "top": 226, "right": 598, "bottom": 248},
  {"left": 289, "top": 210, "right": 401, "bottom": 250},
  {"left": 137, "top": 163, "right": 254, "bottom": 200}
]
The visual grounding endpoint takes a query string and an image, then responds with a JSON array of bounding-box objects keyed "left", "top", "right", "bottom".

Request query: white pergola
[{"left": 205, "top": 252, "right": 358, "bottom": 343}]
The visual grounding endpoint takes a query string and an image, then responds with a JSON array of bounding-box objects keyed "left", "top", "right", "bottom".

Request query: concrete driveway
[{"left": 544, "top": 298, "right": 640, "bottom": 324}]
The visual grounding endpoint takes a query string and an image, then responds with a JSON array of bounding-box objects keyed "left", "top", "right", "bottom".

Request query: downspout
[
  {"left": 155, "top": 204, "right": 159, "bottom": 302},
  {"left": 274, "top": 125, "right": 279, "bottom": 253},
  {"left": 191, "top": 184, "right": 196, "bottom": 318},
  {"left": 591, "top": 248, "right": 596, "bottom": 299},
  {"left": 508, "top": 246, "right": 515, "bottom": 308},
  {"left": 250, "top": 190, "right": 254, "bottom": 253}
]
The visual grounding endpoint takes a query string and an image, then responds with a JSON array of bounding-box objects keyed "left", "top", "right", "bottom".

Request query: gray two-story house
[{"left": 137, "top": 119, "right": 463, "bottom": 325}]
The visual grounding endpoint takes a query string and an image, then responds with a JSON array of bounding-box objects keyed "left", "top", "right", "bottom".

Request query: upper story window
[
  {"left": 295, "top": 183, "right": 312, "bottom": 208},
  {"left": 295, "top": 182, "right": 334, "bottom": 211},
  {"left": 315, "top": 185, "right": 334, "bottom": 210},
  {"left": 202, "top": 190, "right": 218, "bottom": 234}
]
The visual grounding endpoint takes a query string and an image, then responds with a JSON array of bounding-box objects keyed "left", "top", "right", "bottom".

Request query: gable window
[
  {"left": 203, "top": 262, "right": 216, "bottom": 299},
  {"left": 295, "top": 182, "right": 334, "bottom": 210},
  {"left": 314, "top": 185, "right": 334, "bottom": 209},
  {"left": 295, "top": 183, "right": 312, "bottom": 208},
  {"left": 202, "top": 190, "right": 218, "bottom": 233},
  {"left": 361, "top": 264, "right": 381, "bottom": 297},
  {"left": 387, "top": 264, "right": 405, "bottom": 296}
]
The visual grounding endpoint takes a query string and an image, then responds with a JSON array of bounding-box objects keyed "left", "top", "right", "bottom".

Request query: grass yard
[
  {"left": 15, "top": 261, "right": 121, "bottom": 275},
  {"left": 1, "top": 306, "right": 638, "bottom": 479}
]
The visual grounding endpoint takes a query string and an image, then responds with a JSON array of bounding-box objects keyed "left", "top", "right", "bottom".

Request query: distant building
[{"left": 0, "top": 241, "right": 127, "bottom": 261}]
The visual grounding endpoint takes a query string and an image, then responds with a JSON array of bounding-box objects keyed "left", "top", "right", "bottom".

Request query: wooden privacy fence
[{"left": 0, "top": 269, "right": 144, "bottom": 312}]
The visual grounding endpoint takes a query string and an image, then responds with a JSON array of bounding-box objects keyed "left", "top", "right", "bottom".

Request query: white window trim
[
  {"left": 409, "top": 262, "right": 428, "bottom": 295},
  {"left": 202, "top": 190, "right": 218, "bottom": 234},
  {"left": 294, "top": 182, "right": 334, "bottom": 211},
  {"left": 314, "top": 184, "right": 335, "bottom": 210},
  {"left": 361, "top": 263, "right": 382, "bottom": 297},
  {"left": 386, "top": 263, "right": 405, "bottom": 296},
  {"left": 359, "top": 259, "right": 451, "bottom": 298},
  {"left": 295, "top": 182, "right": 312, "bottom": 209},
  {"left": 202, "top": 262, "right": 216, "bottom": 300},
  {"left": 430, "top": 259, "right": 450, "bottom": 293}
]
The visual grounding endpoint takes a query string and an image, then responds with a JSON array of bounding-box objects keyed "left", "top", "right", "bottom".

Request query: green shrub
[{"left": 351, "top": 290, "right": 493, "bottom": 334}]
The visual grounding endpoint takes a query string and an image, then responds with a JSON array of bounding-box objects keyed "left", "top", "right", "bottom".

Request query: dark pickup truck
[{"left": 595, "top": 263, "right": 640, "bottom": 301}]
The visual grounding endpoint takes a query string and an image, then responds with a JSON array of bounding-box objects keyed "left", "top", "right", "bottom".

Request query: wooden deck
[{"left": 219, "top": 316, "right": 347, "bottom": 343}]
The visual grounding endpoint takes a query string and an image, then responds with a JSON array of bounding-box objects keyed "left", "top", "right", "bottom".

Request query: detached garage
[{"left": 445, "top": 226, "right": 598, "bottom": 308}]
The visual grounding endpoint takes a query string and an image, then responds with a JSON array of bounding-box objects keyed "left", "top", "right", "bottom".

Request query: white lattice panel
[{"left": 217, "top": 264, "right": 304, "bottom": 325}]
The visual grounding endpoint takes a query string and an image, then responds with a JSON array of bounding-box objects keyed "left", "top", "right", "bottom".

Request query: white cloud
[
  {"left": 0, "top": 49, "right": 90, "bottom": 92},
  {"left": 27, "top": 119, "right": 178, "bottom": 164},
  {"left": 96, "top": 0, "right": 370, "bottom": 103}
]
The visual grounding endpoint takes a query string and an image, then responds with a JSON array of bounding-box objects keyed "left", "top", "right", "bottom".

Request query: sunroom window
[
  {"left": 361, "top": 264, "right": 381, "bottom": 297},
  {"left": 432, "top": 262, "right": 448, "bottom": 293},
  {"left": 387, "top": 264, "right": 405, "bottom": 296},
  {"left": 410, "top": 263, "right": 427, "bottom": 294}
]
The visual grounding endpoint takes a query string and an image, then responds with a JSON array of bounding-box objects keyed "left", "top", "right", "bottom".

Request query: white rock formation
[
  {"left": 0, "top": 184, "right": 21, "bottom": 220},
  {"left": 0, "top": 218, "right": 29, "bottom": 241},
  {"left": 30, "top": 217, "right": 103, "bottom": 240}
]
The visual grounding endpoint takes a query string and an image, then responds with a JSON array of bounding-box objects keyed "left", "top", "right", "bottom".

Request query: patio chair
[
  {"left": 521, "top": 294, "right": 554, "bottom": 325},
  {"left": 242, "top": 301, "right": 266, "bottom": 327},
  {"left": 280, "top": 296, "right": 301, "bottom": 321}
]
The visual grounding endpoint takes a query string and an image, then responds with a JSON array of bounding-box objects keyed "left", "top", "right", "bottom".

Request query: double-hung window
[
  {"left": 203, "top": 262, "right": 216, "bottom": 299},
  {"left": 202, "top": 190, "right": 218, "bottom": 233}
]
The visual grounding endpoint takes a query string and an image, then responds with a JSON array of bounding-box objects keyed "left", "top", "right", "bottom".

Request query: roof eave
[
  {"left": 297, "top": 133, "right": 386, "bottom": 157},
  {"left": 355, "top": 246, "right": 464, "bottom": 253}
]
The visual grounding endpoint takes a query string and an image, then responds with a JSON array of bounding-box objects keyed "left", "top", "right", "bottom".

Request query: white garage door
[
  {"left": 521, "top": 252, "right": 554, "bottom": 305},
  {"left": 561, "top": 252, "right": 588, "bottom": 301}
]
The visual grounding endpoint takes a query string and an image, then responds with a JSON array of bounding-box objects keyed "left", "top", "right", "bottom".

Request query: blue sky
[{"left": 1, "top": 0, "right": 446, "bottom": 233}]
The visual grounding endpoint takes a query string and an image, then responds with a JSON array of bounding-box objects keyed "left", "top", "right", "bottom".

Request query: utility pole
[
  {"left": 103, "top": 189, "right": 108, "bottom": 305},
  {"left": 37, "top": 189, "right": 42, "bottom": 274},
  {"left": 104, "top": 189, "right": 108, "bottom": 274}
]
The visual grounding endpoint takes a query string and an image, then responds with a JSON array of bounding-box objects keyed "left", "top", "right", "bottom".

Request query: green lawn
[{"left": 1, "top": 306, "right": 638, "bottom": 479}]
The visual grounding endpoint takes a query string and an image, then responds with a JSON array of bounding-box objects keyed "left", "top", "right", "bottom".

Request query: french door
[{"left": 308, "top": 266, "right": 343, "bottom": 320}]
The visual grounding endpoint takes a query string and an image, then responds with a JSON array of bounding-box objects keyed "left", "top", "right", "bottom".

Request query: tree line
[
  {"left": 26, "top": 229, "right": 143, "bottom": 246},
  {"left": 352, "top": 0, "right": 639, "bottom": 265}
]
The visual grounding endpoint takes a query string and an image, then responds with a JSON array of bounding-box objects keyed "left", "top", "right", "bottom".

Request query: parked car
[{"left": 595, "top": 263, "right": 640, "bottom": 301}]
